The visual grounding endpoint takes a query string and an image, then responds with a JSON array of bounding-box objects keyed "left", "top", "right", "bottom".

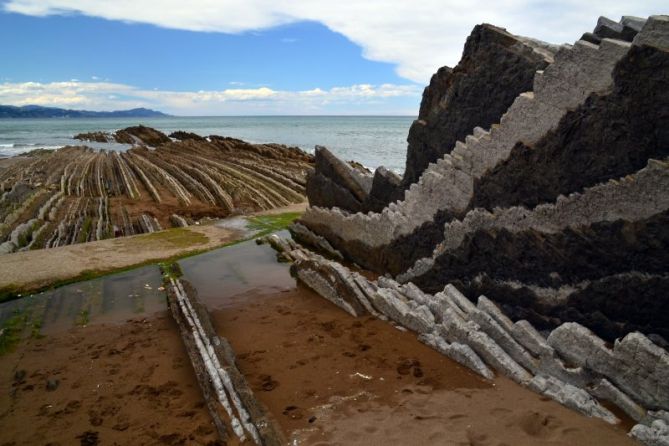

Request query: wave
[{"left": 0, "top": 144, "right": 64, "bottom": 157}]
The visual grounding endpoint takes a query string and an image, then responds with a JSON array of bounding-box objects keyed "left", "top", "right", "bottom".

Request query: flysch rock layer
[
  {"left": 452, "top": 272, "right": 669, "bottom": 343},
  {"left": 293, "top": 16, "right": 669, "bottom": 346},
  {"left": 298, "top": 24, "right": 637, "bottom": 274},
  {"left": 303, "top": 24, "right": 555, "bottom": 215},
  {"left": 305, "top": 146, "right": 373, "bottom": 213},
  {"left": 403, "top": 24, "right": 556, "bottom": 186},
  {"left": 399, "top": 157, "right": 669, "bottom": 286},
  {"left": 0, "top": 128, "right": 313, "bottom": 254},
  {"left": 262, "top": 236, "right": 669, "bottom": 444}
]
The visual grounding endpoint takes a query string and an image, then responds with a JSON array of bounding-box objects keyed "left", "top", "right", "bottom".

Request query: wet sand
[
  {"left": 212, "top": 286, "right": 637, "bottom": 445},
  {"left": 0, "top": 313, "right": 221, "bottom": 445},
  {"left": 0, "top": 234, "right": 640, "bottom": 445}
]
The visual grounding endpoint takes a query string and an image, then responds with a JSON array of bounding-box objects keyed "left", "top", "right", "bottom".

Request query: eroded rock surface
[
  {"left": 403, "top": 24, "right": 555, "bottom": 186},
  {"left": 292, "top": 17, "right": 669, "bottom": 349},
  {"left": 0, "top": 128, "right": 313, "bottom": 253},
  {"left": 262, "top": 236, "right": 669, "bottom": 441},
  {"left": 303, "top": 24, "right": 555, "bottom": 213}
]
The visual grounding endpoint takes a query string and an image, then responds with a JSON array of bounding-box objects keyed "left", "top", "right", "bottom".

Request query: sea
[{"left": 0, "top": 116, "right": 415, "bottom": 173}]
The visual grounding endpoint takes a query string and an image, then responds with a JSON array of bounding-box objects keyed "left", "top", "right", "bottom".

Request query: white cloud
[
  {"left": 3, "top": 0, "right": 665, "bottom": 83},
  {"left": 0, "top": 80, "right": 421, "bottom": 115}
]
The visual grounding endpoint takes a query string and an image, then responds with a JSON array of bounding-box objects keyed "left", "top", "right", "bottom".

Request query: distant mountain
[{"left": 0, "top": 105, "right": 169, "bottom": 118}]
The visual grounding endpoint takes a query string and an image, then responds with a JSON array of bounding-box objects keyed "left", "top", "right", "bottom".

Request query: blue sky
[{"left": 0, "top": 0, "right": 664, "bottom": 115}]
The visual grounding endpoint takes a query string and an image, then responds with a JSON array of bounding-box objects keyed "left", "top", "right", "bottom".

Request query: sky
[{"left": 0, "top": 0, "right": 664, "bottom": 115}]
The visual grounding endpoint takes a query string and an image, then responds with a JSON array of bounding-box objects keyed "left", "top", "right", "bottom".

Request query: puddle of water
[
  {"left": 179, "top": 232, "right": 296, "bottom": 309},
  {"left": 0, "top": 265, "right": 165, "bottom": 336}
]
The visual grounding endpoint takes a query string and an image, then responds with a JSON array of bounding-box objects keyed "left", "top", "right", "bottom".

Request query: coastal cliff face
[
  {"left": 295, "top": 16, "right": 668, "bottom": 343},
  {"left": 305, "top": 24, "right": 555, "bottom": 213},
  {"left": 0, "top": 127, "right": 313, "bottom": 254},
  {"left": 403, "top": 24, "right": 555, "bottom": 186}
]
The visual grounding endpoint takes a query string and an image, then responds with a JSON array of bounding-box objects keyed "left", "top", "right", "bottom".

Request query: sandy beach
[
  {"left": 0, "top": 313, "right": 221, "bottom": 445},
  {"left": 212, "top": 285, "right": 636, "bottom": 445}
]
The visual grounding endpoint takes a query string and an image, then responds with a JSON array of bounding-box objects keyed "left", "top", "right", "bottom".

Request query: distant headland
[{"left": 0, "top": 105, "right": 169, "bottom": 118}]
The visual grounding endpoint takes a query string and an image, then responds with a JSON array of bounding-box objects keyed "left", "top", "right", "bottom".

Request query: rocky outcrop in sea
[{"left": 0, "top": 127, "right": 313, "bottom": 254}]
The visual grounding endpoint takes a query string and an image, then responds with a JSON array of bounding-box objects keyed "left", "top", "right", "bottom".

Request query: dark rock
[
  {"left": 76, "top": 431, "right": 99, "bottom": 446},
  {"left": 305, "top": 146, "right": 372, "bottom": 212},
  {"left": 580, "top": 32, "right": 602, "bottom": 45},
  {"left": 456, "top": 272, "right": 669, "bottom": 342},
  {"left": 73, "top": 131, "right": 113, "bottom": 143},
  {"left": 622, "top": 16, "right": 647, "bottom": 33},
  {"left": 594, "top": 16, "right": 625, "bottom": 40},
  {"left": 412, "top": 210, "right": 669, "bottom": 292},
  {"left": 46, "top": 378, "right": 60, "bottom": 391},
  {"left": 13, "top": 369, "right": 26, "bottom": 383},
  {"left": 168, "top": 131, "right": 206, "bottom": 142},
  {"left": 593, "top": 16, "right": 646, "bottom": 43},
  {"left": 403, "top": 24, "right": 553, "bottom": 186},
  {"left": 648, "top": 334, "right": 669, "bottom": 350},
  {"left": 114, "top": 125, "right": 171, "bottom": 146},
  {"left": 363, "top": 167, "right": 404, "bottom": 212}
]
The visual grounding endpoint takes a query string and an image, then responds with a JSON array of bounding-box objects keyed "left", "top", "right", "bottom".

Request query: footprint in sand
[
  {"left": 466, "top": 430, "right": 490, "bottom": 446},
  {"left": 517, "top": 411, "right": 561, "bottom": 438},
  {"left": 258, "top": 374, "right": 279, "bottom": 391},
  {"left": 396, "top": 358, "right": 423, "bottom": 378},
  {"left": 282, "top": 405, "right": 305, "bottom": 420}
]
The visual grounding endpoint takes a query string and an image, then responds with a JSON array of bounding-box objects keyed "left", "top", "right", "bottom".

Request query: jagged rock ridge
[
  {"left": 305, "top": 24, "right": 557, "bottom": 213},
  {"left": 292, "top": 15, "right": 668, "bottom": 380}
]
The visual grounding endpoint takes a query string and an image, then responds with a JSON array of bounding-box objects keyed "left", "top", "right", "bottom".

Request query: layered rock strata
[
  {"left": 403, "top": 24, "right": 556, "bottom": 186},
  {"left": 165, "top": 274, "right": 285, "bottom": 445},
  {"left": 0, "top": 128, "right": 312, "bottom": 254},
  {"left": 263, "top": 236, "right": 669, "bottom": 444},
  {"left": 290, "top": 17, "right": 668, "bottom": 426},
  {"left": 299, "top": 28, "right": 635, "bottom": 274},
  {"left": 393, "top": 158, "right": 669, "bottom": 337},
  {"left": 304, "top": 24, "right": 556, "bottom": 213}
]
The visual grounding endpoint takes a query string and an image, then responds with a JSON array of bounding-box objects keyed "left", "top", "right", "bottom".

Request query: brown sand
[
  {"left": 0, "top": 202, "right": 306, "bottom": 295},
  {"left": 0, "top": 313, "right": 221, "bottom": 445},
  {"left": 213, "top": 286, "right": 637, "bottom": 445}
]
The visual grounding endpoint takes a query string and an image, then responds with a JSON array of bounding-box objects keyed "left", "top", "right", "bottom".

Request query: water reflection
[
  {"left": 179, "top": 233, "right": 296, "bottom": 308},
  {"left": 0, "top": 265, "right": 164, "bottom": 336},
  {"left": 0, "top": 231, "right": 296, "bottom": 340}
]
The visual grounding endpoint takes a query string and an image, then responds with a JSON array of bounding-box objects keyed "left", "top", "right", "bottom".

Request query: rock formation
[
  {"left": 305, "top": 146, "right": 372, "bottom": 213},
  {"left": 300, "top": 30, "right": 635, "bottom": 275},
  {"left": 0, "top": 127, "right": 312, "bottom": 254},
  {"left": 404, "top": 24, "right": 556, "bottom": 187},
  {"left": 262, "top": 236, "right": 669, "bottom": 444},
  {"left": 304, "top": 23, "right": 557, "bottom": 213},
  {"left": 285, "top": 17, "right": 668, "bottom": 445}
]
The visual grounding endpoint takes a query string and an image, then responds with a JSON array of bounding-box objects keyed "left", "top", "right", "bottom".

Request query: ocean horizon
[{"left": 0, "top": 115, "right": 416, "bottom": 172}]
